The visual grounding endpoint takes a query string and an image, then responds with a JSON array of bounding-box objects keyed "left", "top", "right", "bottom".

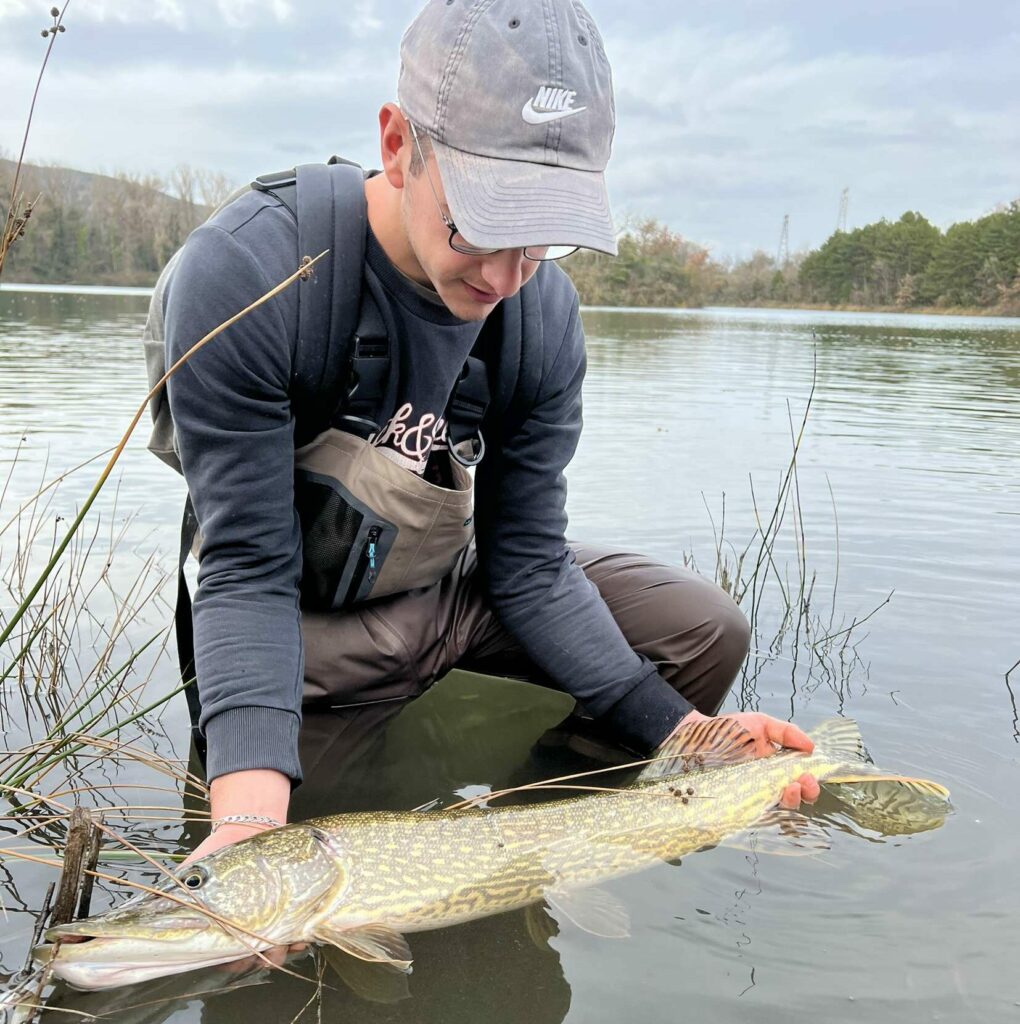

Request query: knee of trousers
[
  {"left": 647, "top": 582, "right": 751, "bottom": 711},
  {"left": 708, "top": 596, "right": 752, "bottom": 680}
]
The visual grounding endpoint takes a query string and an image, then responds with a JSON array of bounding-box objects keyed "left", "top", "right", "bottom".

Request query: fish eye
[{"left": 181, "top": 867, "right": 207, "bottom": 890}]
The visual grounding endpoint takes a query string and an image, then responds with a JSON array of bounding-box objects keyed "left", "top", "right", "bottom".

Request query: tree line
[
  {"left": 567, "top": 203, "right": 1020, "bottom": 315},
  {"left": 0, "top": 159, "right": 231, "bottom": 287},
  {"left": 3, "top": 157, "right": 1018, "bottom": 316}
]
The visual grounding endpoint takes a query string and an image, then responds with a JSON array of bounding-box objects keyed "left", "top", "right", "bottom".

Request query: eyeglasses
[{"left": 408, "top": 121, "right": 579, "bottom": 263}]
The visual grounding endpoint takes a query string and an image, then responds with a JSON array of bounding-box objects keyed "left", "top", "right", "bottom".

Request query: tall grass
[
  {"left": 0, "top": 3, "right": 71, "bottom": 282},
  {"left": 0, "top": 244, "right": 324, "bottom": 1016},
  {"left": 689, "top": 349, "right": 891, "bottom": 711}
]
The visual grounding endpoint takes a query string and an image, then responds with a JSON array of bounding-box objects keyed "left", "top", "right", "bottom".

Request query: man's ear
[{"left": 378, "top": 103, "right": 409, "bottom": 190}]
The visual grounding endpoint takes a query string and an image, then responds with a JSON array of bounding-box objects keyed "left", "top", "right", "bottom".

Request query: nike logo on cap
[{"left": 522, "top": 86, "right": 587, "bottom": 125}]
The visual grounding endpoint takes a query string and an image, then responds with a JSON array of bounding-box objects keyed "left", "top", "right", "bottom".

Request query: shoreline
[
  {"left": 2, "top": 281, "right": 1018, "bottom": 321},
  {"left": 726, "top": 299, "right": 1018, "bottom": 319}
]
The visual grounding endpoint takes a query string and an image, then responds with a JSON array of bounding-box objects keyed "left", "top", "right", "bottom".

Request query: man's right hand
[
  {"left": 182, "top": 767, "right": 292, "bottom": 866},
  {"left": 181, "top": 768, "right": 303, "bottom": 971}
]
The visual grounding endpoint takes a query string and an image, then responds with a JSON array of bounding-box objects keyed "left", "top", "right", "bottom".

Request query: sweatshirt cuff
[
  {"left": 598, "top": 668, "right": 694, "bottom": 752},
  {"left": 203, "top": 706, "right": 303, "bottom": 784}
]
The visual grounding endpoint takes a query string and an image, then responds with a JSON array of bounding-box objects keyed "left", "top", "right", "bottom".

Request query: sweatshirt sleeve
[
  {"left": 473, "top": 269, "right": 693, "bottom": 753},
  {"left": 164, "top": 204, "right": 304, "bottom": 783}
]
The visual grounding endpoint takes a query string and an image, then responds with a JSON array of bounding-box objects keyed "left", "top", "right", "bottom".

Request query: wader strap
[{"left": 176, "top": 495, "right": 206, "bottom": 766}]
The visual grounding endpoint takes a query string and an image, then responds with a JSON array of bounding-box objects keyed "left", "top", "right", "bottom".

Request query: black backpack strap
[
  {"left": 254, "top": 159, "right": 369, "bottom": 443},
  {"left": 175, "top": 494, "right": 206, "bottom": 766},
  {"left": 251, "top": 168, "right": 298, "bottom": 217},
  {"left": 507, "top": 284, "right": 543, "bottom": 430},
  {"left": 333, "top": 292, "right": 391, "bottom": 439},
  {"left": 291, "top": 161, "right": 368, "bottom": 438}
]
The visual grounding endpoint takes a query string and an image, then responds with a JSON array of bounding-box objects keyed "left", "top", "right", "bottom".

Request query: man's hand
[
  {"left": 671, "top": 710, "right": 821, "bottom": 810},
  {"left": 182, "top": 768, "right": 292, "bottom": 866},
  {"left": 182, "top": 768, "right": 304, "bottom": 971}
]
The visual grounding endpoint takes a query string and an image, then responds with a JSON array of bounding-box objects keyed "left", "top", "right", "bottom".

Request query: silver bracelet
[{"left": 210, "top": 814, "right": 284, "bottom": 833}]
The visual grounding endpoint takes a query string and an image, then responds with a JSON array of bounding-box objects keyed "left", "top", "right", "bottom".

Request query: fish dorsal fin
[
  {"left": 637, "top": 717, "right": 757, "bottom": 781},
  {"left": 808, "top": 718, "right": 868, "bottom": 760},
  {"left": 544, "top": 886, "right": 631, "bottom": 938},
  {"left": 314, "top": 922, "right": 413, "bottom": 973}
]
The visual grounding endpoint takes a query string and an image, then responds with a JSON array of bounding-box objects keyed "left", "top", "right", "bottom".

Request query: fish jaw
[
  {"left": 35, "top": 935, "right": 264, "bottom": 991},
  {"left": 36, "top": 912, "right": 268, "bottom": 991}
]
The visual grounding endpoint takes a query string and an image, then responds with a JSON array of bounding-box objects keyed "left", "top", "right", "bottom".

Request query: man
[{"left": 166, "top": 0, "right": 818, "bottom": 871}]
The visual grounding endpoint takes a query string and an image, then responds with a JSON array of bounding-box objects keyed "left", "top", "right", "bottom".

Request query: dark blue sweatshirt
[{"left": 164, "top": 188, "right": 692, "bottom": 782}]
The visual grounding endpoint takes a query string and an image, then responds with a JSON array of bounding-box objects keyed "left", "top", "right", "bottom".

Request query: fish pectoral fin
[
  {"left": 637, "top": 717, "right": 757, "bottom": 781},
  {"left": 318, "top": 945, "right": 412, "bottom": 1003},
  {"left": 524, "top": 902, "right": 560, "bottom": 948},
  {"left": 544, "top": 886, "right": 631, "bottom": 939},
  {"left": 313, "top": 923, "right": 413, "bottom": 974}
]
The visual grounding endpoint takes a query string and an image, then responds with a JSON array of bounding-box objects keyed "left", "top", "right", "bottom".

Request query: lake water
[{"left": 1, "top": 287, "right": 1018, "bottom": 1023}]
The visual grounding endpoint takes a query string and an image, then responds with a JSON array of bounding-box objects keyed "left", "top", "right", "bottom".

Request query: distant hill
[{"left": 1, "top": 159, "right": 232, "bottom": 286}]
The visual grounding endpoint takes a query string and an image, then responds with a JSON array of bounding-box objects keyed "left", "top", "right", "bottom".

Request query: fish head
[{"left": 36, "top": 824, "right": 350, "bottom": 990}]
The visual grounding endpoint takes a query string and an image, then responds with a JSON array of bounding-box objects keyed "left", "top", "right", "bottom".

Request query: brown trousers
[{"left": 301, "top": 543, "right": 750, "bottom": 720}]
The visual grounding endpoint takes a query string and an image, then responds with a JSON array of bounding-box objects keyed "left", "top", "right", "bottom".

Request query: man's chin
[{"left": 440, "top": 287, "right": 500, "bottom": 321}]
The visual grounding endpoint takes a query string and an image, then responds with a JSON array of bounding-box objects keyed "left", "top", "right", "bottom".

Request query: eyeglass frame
[{"left": 406, "top": 120, "right": 579, "bottom": 263}]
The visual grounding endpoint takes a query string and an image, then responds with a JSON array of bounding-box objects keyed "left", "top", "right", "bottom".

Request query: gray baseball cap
[{"left": 398, "top": 0, "right": 618, "bottom": 256}]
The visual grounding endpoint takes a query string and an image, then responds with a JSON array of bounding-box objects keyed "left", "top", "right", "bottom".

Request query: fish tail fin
[{"left": 823, "top": 762, "right": 953, "bottom": 835}]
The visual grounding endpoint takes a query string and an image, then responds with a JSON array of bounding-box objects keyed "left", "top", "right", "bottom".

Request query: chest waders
[{"left": 165, "top": 161, "right": 502, "bottom": 763}]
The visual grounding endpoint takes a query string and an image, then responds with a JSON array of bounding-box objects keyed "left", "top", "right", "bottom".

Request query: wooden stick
[{"left": 49, "top": 806, "right": 94, "bottom": 927}]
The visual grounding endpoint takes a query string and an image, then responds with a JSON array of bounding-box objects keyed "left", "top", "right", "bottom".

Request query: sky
[{"left": 1, "top": 0, "right": 1018, "bottom": 259}]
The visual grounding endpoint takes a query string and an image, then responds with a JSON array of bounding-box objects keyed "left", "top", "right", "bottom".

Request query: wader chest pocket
[{"left": 295, "top": 471, "right": 396, "bottom": 611}]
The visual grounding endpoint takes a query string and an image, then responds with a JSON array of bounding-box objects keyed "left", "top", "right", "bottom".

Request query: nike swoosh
[{"left": 521, "top": 100, "right": 588, "bottom": 125}]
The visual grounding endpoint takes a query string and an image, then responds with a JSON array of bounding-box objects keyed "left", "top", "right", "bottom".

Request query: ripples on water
[{"left": 1, "top": 289, "right": 1018, "bottom": 1023}]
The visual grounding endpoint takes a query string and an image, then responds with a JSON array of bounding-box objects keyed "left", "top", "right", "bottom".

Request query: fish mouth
[
  {"left": 35, "top": 940, "right": 259, "bottom": 991},
  {"left": 44, "top": 913, "right": 211, "bottom": 943},
  {"left": 35, "top": 916, "right": 264, "bottom": 991}
]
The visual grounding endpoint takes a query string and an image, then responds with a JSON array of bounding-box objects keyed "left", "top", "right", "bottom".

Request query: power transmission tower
[
  {"left": 777, "top": 213, "right": 790, "bottom": 266},
  {"left": 835, "top": 187, "right": 849, "bottom": 233}
]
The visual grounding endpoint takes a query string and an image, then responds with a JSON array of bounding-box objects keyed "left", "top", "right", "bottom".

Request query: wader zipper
[{"left": 345, "top": 525, "right": 382, "bottom": 605}]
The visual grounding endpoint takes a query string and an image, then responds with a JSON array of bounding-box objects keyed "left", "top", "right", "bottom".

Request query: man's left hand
[{"left": 670, "top": 710, "right": 822, "bottom": 810}]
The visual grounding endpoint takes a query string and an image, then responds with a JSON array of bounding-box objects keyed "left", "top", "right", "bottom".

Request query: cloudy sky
[{"left": 2, "top": 0, "right": 1017, "bottom": 258}]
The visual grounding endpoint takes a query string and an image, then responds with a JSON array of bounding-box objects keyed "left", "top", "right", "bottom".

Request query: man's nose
[{"left": 478, "top": 249, "right": 527, "bottom": 299}]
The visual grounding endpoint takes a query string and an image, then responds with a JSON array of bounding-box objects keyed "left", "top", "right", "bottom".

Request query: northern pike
[{"left": 37, "top": 718, "right": 951, "bottom": 990}]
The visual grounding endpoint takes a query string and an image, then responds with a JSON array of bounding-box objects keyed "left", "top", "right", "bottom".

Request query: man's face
[{"left": 400, "top": 152, "right": 541, "bottom": 322}]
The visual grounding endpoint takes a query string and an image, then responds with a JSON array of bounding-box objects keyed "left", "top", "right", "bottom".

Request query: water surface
[{"left": 1, "top": 289, "right": 1018, "bottom": 1023}]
